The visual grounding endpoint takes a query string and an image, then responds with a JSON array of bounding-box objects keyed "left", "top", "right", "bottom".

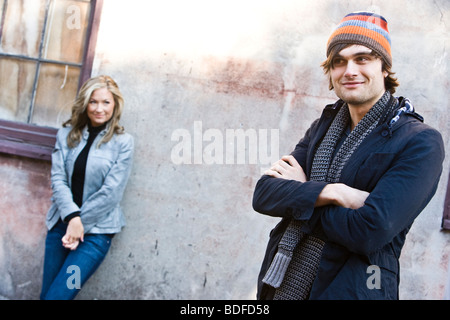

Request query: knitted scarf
[{"left": 262, "top": 91, "right": 394, "bottom": 300}]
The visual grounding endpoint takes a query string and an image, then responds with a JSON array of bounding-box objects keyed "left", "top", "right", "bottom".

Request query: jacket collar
[
  {"left": 306, "top": 95, "right": 424, "bottom": 183},
  {"left": 321, "top": 95, "right": 423, "bottom": 133},
  {"left": 82, "top": 122, "right": 109, "bottom": 139}
]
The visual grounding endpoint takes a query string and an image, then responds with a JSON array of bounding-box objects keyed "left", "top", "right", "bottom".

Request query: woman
[{"left": 40, "top": 75, "right": 134, "bottom": 300}]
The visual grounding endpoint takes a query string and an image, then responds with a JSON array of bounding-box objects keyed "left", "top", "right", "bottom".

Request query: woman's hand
[
  {"left": 264, "top": 155, "right": 307, "bottom": 182},
  {"left": 62, "top": 216, "right": 84, "bottom": 250}
]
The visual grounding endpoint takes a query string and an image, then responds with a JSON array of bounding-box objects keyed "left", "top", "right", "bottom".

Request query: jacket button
[{"left": 381, "top": 130, "right": 389, "bottom": 137}]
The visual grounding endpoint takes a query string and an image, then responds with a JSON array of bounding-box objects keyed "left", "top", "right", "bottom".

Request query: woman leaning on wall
[{"left": 40, "top": 75, "right": 134, "bottom": 300}]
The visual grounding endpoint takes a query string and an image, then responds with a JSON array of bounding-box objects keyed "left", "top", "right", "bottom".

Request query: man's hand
[
  {"left": 264, "top": 155, "right": 370, "bottom": 210},
  {"left": 316, "top": 183, "right": 369, "bottom": 209},
  {"left": 264, "top": 155, "right": 307, "bottom": 182},
  {"left": 62, "top": 216, "right": 84, "bottom": 250}
]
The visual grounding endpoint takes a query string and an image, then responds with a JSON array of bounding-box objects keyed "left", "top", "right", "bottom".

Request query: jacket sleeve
[
  {"left": 315, "top": 126, "right": 445, "bottom": 255},
  {"left": 252, "top": 119, "right": 328, "bottom": 221},
  {"left": 79, "top": 134, "right": 134, "bottom": 232},
  {"left": 50, "top": 128, "right": 81, "bottom": 220}
]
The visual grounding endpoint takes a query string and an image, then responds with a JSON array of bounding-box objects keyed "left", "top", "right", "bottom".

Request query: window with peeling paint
[{"left": 0, "top": 0, "right": 92, "bottom": 127}]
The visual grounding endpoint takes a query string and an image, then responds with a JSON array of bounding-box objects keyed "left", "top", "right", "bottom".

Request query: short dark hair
[{"left": 321, "top": 43, "right": 399, "bottom": 94}]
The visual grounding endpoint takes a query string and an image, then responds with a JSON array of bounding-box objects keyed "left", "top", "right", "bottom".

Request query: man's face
[{"left": 330, "top": 45, "right": 387, "bottom": 108}]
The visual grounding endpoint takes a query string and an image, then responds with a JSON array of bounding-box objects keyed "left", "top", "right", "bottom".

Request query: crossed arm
[
  {"left": 256, "top": 126, "right": 444, "bottom": 255},
  {"left": 265, "top": 155, "right": 369, "bottom": 210}
]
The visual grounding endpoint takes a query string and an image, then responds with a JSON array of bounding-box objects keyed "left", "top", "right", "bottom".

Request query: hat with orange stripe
[{"left": 327, "top": 11, "right": 392, "bottom": 67}]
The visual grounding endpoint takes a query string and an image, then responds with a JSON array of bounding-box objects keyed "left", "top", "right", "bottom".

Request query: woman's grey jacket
[{"left": 45, "top": 125, "right": 134, "bottom": 234}]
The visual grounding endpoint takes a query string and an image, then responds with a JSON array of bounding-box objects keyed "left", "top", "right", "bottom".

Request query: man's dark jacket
[{"left": 253, "top": 97, "right": 445, "bottom": 300}]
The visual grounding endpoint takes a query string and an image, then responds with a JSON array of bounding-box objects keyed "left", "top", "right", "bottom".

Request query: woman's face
[{"left": 87, "top": 88, "right": 115, "bottom": 127}]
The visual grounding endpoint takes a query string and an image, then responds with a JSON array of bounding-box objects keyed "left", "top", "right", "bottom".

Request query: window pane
[
  {"left": 0, "top": 0, "right": 47, "bottom": 57},
  {"left": 0, "top": 58, "right": 36, "bottom": 122},
  {"left": 43, "top": 0, "right": 91, "bottom": 64},
  {"left": 32, "top": 63, "right": 80, "bottom": 127}
]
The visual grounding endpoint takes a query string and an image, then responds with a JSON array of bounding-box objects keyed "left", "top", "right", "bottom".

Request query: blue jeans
[{"left": 40, "top": 220, "right": 112, "bottom": 300}]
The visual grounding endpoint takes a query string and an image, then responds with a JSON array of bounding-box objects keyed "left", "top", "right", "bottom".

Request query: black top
[{"left": 65, "top": 123, "right": 105, "bottom": 222}]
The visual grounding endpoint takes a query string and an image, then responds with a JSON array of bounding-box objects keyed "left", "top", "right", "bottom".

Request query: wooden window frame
[{"left": 0, "top": 0, "right": 103, "bottom": 161}]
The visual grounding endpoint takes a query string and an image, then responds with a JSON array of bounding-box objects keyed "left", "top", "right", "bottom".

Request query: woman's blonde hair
[{"left": 63, "top": 75, "right": 125, "bottom": 148}]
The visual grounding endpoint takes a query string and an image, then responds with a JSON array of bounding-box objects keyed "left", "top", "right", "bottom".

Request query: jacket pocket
[
  {"left": 87, "top": 153, "right": 115, "bottom": 180},
  {"left": 354, "top": 152, "right": 396, "bottom": 191},
  {"left": 366, "top": 247, "right": 399, "bottom": 299},
  {"left": 94, "top": 207, "right": 121, "bottom": 228}
]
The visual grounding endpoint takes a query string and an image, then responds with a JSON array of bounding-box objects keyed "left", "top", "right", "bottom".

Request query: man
[{"left": 252, "top": 11, "right": 445, "bottom": 300}]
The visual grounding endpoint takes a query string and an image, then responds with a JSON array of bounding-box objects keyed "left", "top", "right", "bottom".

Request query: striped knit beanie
[{"left": 327, "top": 11, "right": 392, "bottom": 67}]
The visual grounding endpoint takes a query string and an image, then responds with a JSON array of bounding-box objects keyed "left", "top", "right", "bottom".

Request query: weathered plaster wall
[
  {"left": 1, "top": 0, "right": 449, "bottom": 299},
  {"left": 0, "top": 156, "right": 50, "bottom": 299}
]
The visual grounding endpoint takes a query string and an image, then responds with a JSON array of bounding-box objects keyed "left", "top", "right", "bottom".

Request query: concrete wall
[{"left": 1, "top": 0, "right": 449, "bottom": 299}]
